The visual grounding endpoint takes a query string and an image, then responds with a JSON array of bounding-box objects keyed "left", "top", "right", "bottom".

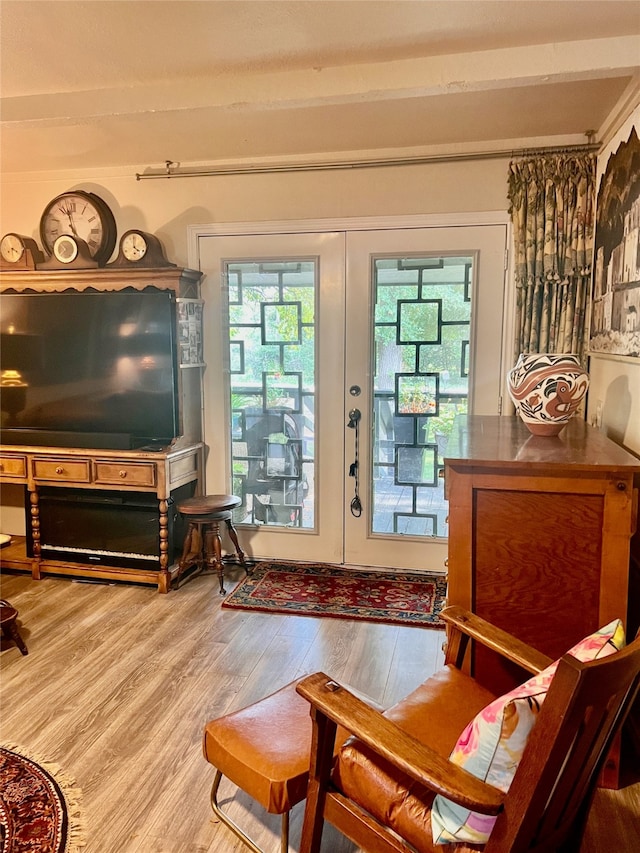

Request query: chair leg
[
  {"left": 299, "top": 709, "right": 337, "bottom": 853},
  {"left": 2, "top": 620, "right": 28, "bottom": 655},
  {"left": 210, "top": 769, "right": 290, "bottom": 853},
  {"left": 279, "top": 812, "right": 289, "bottom": 853}
]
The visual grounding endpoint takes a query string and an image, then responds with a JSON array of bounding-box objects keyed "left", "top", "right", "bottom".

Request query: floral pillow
[{"left": 431, "top": 619, "right": 626, "bottom": 845}]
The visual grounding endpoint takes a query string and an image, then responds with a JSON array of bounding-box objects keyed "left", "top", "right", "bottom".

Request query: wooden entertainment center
[{"left": 0, "top": 266, "right": 204, "bottom": 593}]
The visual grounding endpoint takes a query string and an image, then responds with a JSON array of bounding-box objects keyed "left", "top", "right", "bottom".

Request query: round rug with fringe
[{"left": 0, "top": 744, "right": 85, "bottom": 853}]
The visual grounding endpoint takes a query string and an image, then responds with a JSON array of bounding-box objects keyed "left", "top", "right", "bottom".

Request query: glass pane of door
[
  {"left": 372, "top": 255, "right": 472, "bottom": 538},
  {"left": 226, "top": 259, "right": 316, "bottom": 528}
]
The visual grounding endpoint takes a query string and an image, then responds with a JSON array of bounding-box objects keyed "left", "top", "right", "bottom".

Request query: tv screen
[{"left": 1, "top": 291, "right": 179, "bottom": 448}]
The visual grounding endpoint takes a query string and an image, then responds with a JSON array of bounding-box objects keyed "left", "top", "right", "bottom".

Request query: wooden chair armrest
[
  {"left": 440, "top": 605, "right": 553, "bottom": 674},
  {"left": 296, "top": 672, "right": 504, "bottom": 816}
]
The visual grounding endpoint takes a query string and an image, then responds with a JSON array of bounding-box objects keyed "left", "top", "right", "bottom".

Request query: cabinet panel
[
  {"left": 474, "top": 489, "right": 603, "bottom": 652},
  {"left": 473, "top": 488, "right": 604, "bottom": 689}
]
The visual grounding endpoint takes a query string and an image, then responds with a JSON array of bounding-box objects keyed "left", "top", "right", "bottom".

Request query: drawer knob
[
  {"left": 55, "top": 466, "right": 64, "bottom": 475},
  {"left": 616, "top": 481, "right": 627, "bottom": 491},
  {"left": 119, "top": 470, "right": 127, "bottom": 478}
]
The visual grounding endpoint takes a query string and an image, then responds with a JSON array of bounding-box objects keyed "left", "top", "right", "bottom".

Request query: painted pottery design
[{"left": 507, "top": 353, "right": 590, "bottom": 436}]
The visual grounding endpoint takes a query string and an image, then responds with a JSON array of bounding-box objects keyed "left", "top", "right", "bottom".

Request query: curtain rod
[{"left": 135, "top": 142, "right": 600, "bottom": 180}]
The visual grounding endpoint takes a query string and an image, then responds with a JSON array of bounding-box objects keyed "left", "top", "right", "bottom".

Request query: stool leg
[
  {"left": 204, "top": 522, "right": 226, "bottom": 594},
  {"left": 174, "top": 522, "right": 202, "bottom": 588},
  {"left": 224, "top": 518, "right": 250, "bottom": 575}
]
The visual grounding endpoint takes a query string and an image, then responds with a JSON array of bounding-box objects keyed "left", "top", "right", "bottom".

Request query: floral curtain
[{"left": 507, "top": 153, "right": 596, "bottom": 364}]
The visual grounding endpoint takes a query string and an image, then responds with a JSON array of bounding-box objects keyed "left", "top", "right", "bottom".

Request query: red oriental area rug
[
  {"left": 0, "top": 744, "right": 85, "bottom": 853},
  {"left": 222, "top": 561, "right": 447, "bottom": 627}
]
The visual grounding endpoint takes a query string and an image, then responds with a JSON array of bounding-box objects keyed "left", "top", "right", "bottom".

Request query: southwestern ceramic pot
[{"left": 507, "top": 353, "right": 590, "bottom": 436}]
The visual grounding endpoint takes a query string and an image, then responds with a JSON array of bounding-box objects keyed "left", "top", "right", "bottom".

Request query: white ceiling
[{"left": 1, "top": 0, "right": 639, "bottom": 175}]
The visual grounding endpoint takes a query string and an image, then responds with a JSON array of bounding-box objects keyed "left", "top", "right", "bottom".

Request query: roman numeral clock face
[{"left": 39, "top": 191, "right": 117, "bottom": 266}]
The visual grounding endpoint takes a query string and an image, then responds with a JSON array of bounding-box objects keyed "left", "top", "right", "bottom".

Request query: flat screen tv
[{"left": 1, "top": 290, "right": 179, "bottom": 449}]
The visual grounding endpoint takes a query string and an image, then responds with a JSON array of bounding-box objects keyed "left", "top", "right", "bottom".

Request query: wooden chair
[
  {"left": 0, "top": 599, "right": 28, "bottom": 655},
  {"left": 297, "top": 606, "right": 640, "bottom": 853}
]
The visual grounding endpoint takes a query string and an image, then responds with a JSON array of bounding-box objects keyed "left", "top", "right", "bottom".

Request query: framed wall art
[
  {"left": 589, "top": 125, "right": 640, "bottom": 360},
  {"left": 177, "top": 298, "right": 204, "bottom": 367}
]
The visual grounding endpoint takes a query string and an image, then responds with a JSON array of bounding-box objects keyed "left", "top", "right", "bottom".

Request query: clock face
[
  {"left": 122, "top": 231, "right": 148, "bottom": 261},
  {"left": 53, "top": 234, "right": 79, "bottom": 263},
  {"left": 40, "top": 191, "right": 116, "bottom": 265},
  {"left": 0, "top": 233, "right": 25, "bottom": 263}
]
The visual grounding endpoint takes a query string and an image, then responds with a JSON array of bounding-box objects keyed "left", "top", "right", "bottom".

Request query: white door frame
[{"left": 188, "top": 212, "right": 511, "bottom": 245}]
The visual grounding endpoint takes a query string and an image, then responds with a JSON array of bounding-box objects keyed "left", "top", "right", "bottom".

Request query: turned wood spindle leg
[
  {"left": 29, "top": 490, "right": 42, "bottom": 579},
  {"left": 158, "top": 498, "right": 170, "bottom": 593}
]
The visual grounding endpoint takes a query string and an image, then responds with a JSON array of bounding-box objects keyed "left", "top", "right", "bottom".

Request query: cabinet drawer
[
  {"left": 0, "top": 454, "right": 27, "bottom": 478},
  {"left": 33, "top": 457, "right": 91, "bottom": 483},
  {"left": 94, "top": 461, "right": 156, "bottom": 488}
]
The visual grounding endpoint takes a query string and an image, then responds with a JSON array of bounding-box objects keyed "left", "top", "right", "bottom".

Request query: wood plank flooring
[{"left": 1, "top": 569, "right": 638, "bottom": 852}]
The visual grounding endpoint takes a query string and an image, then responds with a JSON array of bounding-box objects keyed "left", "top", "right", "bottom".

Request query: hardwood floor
[{"left": 1, "top": 569, "right": 638, "bottom": 852}]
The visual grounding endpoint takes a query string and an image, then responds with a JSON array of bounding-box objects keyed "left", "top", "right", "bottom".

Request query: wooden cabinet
[
  {"left": 0, "top": 443, "right": 203, "bottom": 592},
  {"left": 444, "top": 415, "right": 640, "bottom": 694},
  {"left": 0, "top": 266, "right": 205, "bottom": 592},
  {"left": 444, "top": 415, "right": 640, "bottom": 788}
]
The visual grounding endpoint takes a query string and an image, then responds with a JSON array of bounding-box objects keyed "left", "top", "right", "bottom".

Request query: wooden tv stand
[
  {"left": 0, "top": 442, "right": 203, "bottom": 592},
  {"left": 0, "top": 265, "right": 205, "bottom": 593}
]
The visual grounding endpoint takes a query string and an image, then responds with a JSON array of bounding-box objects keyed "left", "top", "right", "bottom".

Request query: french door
[{"left": 197, "top": 220, "right": 508, "bottom": 572}]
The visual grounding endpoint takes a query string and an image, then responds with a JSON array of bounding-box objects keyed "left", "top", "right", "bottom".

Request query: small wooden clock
[
  {"left": 109, "top": 230, "right": 175, "bottom": 268},
  {"left": 39, "top": 235, "right": 99, "bottom": 269},
  {"left": 0, "top": 233, "right": 44, "bottom": 270}
]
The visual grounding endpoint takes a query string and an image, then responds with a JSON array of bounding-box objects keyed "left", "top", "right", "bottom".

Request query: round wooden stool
[
  {"left": 173, "top": 495, "right": 248, "bottom": 593},
  {"left": 0, "top": 600, "right": 28, "bottom": 655}
]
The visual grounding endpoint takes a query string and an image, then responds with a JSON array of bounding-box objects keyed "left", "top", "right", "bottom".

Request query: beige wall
[
  {"left": 0, "top": 157, "right": 510, "bottom": 269},
  {"left": 587, "top": 105, "right": 640, "bottom": 457}
]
